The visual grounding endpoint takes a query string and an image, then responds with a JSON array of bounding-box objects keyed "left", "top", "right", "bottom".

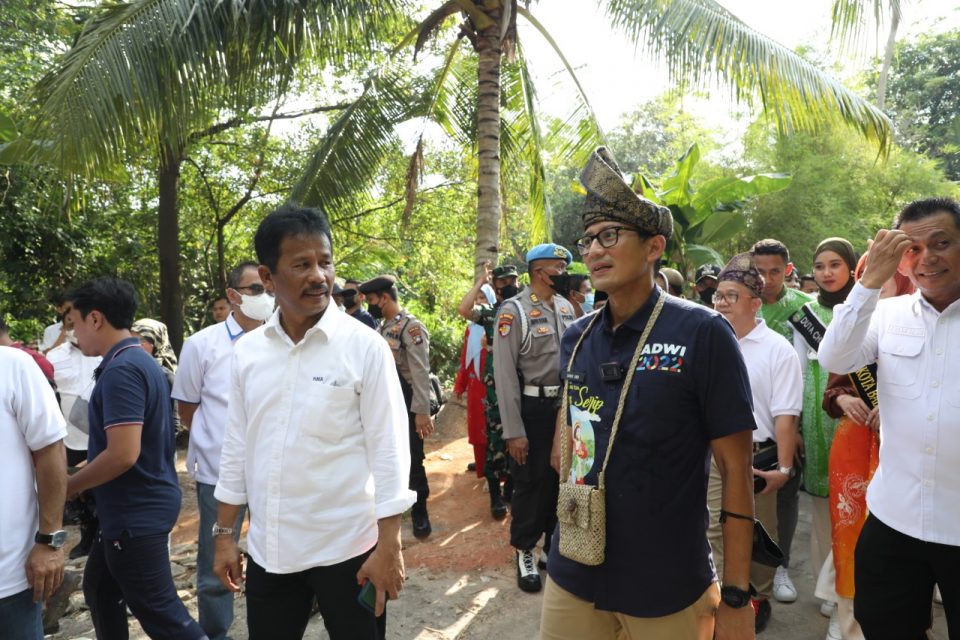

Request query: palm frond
[
  {"left": 829, "top": 0, "right": 901, "bottom": 54},
  {"left": 289, "top": 68, "right": 423, "bottom": 216},
  {"left": 23, "top": 0, "right": 408, "bottom": 174},
  {"left": 603, "top": 0, "right": 891, "bottom": 151},
  {"left": 517, "top": 6, "right": 606, "bottom": 165}
]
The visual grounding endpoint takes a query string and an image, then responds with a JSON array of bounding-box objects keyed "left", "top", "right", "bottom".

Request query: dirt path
[{"left": 51, "top": 397, "right": 947, "bottom": 639}]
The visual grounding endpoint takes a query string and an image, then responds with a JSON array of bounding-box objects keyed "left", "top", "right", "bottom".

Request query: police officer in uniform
[
  {"left": 457, "top": 262, "right": 521, "bottom": 519},
  {"left": 359, "top": 275, "right": 435, "bottom": 538},
  {"left": 493, "top": 244, "right": 576, "bottom": 593}
]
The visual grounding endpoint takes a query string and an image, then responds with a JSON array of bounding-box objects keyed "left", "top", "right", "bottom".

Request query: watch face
[{"left": 51, "top": 530, "right": 68, "bottom": 548}]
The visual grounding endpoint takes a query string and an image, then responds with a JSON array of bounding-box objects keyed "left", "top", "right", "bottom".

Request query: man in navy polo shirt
[
  {"left": 541, "top": 148, "right": 757, "bottom": 640},
  {"left": 65, "top": 277, "right": 204, "bottom": 640}
]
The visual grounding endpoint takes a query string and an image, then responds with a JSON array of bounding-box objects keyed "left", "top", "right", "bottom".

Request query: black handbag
[
  {"left": 752, "top": 443, "right": 779, "bottom": 494},
  {"left": 718, "top": 510, "right": 785, "bottom": 568}
]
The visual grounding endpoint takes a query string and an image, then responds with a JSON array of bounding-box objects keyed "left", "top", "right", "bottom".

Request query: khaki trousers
[
  {"left": 540, "top": 578, "right": 720, "bottom": 640},
  {"left": 706, "top": 457, "right": 778, "bottom": 596}
]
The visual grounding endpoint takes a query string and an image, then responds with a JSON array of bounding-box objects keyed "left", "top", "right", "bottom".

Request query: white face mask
[{"left": 239, "top": 292, "right": 275, "bottom": 322}]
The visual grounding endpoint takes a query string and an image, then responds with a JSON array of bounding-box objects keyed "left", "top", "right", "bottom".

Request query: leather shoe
[{"left": 412, "top": 511, "right": 432, "bottom": 539}]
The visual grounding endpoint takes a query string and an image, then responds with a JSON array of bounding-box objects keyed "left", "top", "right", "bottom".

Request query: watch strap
[{"left": 211, "top": 523, "right": 235, "bottom": 537}]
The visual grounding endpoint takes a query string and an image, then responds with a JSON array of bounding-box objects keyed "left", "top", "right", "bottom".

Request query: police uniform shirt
[
  {"left": 547, "top": 288, "right": 756, "bottom": 618},
  {"left": 492, "top": 290, "right": 576, "bottom": 440},
  {"left": 380, "top": 311, "right": 431, "bottom": 415}
]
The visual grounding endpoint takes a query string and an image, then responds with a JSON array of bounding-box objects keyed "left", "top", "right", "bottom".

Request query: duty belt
[{"left": 522, "top": 384, "right": 561, "bottom": 398}]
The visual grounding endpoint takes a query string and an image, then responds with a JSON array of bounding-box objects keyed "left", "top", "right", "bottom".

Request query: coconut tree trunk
[
  {"left": 474, "top": 3, "right": 503, "bottom": 275},
  {"left": 158, "top": 143, "right": 184, "bottom": 353},
  {"left": 876, "top": 11, "right": 900, "bottom": 110}
]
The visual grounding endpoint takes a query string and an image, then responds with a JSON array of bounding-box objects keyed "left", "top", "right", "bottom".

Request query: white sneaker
[
  {"left": 773, "top": 566, "right": 798, "bottom": 603},
  {"left": 820, "top": 601, "right": 836, "bottom": 618},
  {"left": 826, "top": 609, "right": 842, "bottom": 640},
  {"left": 934, "top": 585, "right": 943, "bottom": 605}
]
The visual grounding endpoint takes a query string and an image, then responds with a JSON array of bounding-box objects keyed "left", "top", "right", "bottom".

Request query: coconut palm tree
[
  {"left": 19, "top": 0, "right": 892, "bottom": 341},
  {"left": 291, "top": 0, "right": 893, "bottom": 275}
]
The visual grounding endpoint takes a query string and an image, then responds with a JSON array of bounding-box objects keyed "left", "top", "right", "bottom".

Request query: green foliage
[
  {"left": 636, "top": 143, "right": 792, "bottom": 276},
  {"left": 872, "top": 28, "right": 960, "bottom": 180},
  {"left": 741, "top": 119, "right": 959, "bottom": 272}
]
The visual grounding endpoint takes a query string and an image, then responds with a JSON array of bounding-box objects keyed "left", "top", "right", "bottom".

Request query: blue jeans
[
  {"left": 196, "top": 482, "right": 245, "bottom": 640},
  {"left": 83, "top": 530, "right": 206, "bottom": 639},
  {"left": 0, "top": 588, "right": 42, "bottom": 640}
]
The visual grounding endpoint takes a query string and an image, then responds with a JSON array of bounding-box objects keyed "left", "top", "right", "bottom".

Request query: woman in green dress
[{"left": 794, "top": 237, "right": 857, "bottom": 602}]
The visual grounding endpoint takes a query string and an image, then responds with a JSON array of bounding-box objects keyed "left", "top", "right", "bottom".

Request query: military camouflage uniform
[{"left": 469, "top": 303, "right": 508, "bottom": 483}]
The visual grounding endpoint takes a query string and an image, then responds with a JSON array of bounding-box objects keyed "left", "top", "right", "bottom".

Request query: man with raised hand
[{"left": 819, "top": 197, "right": 960, "bottom": 639}]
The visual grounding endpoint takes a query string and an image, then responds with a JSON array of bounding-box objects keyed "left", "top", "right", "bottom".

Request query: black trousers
[
  {"left": 509, "top": 395, "right": 560, "bottom": 551},
  {"left": 855, "top": 514, "right": 960, "bottom": 639},
  {"left": 398, "top": 375, "right": 429, "bottom": 508},
  {"left": 245, "top": 550, "right": 384, "bottom": 640},
  {"left": 83, "top": 530, "right": 206, "bottom": 640}
]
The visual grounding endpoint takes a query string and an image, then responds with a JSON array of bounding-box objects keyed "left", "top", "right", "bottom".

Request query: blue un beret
[{"left": 525, "top": 243, "right": 573, "bottom": 266}]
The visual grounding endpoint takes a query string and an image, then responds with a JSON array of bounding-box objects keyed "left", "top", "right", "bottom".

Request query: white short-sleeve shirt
[
  {"left": 172, "top": 313, "right": 245, "bottom": 485},
  {"left": 738, "top": 319, "right": 803, "bottom": 442},
  {"left": 0, "top": 347, "right": 67, "bottom": 598}
]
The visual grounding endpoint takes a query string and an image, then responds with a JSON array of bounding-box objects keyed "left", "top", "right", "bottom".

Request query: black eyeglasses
[
  {"left": 234, "top": 284, "right": 266, "bottom": 295},
  {"left": 575, "top": 226, "right": 640, "bottom": 255}
]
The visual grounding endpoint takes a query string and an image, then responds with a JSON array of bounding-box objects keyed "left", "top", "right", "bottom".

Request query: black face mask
[
  {"left": 497, "top": 284, "right": 519, "bottom": 300},
  {"left": 698, "top": 287, "right": 716, "bottom": 305},
  {"left": 341, "top": 291, "right": 358, "bottom": 309},
  {"left": 548, "top": 273, "right": 571, "bottom": 294},
  {"left": 368, "top": 302, "right": 383, "bottom": 319}
]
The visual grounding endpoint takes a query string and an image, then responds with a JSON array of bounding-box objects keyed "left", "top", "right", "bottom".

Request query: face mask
[
  {"left": 497, "top": 284, "right": 519, "bottom": 300},
  {"left": 581, "top": 293, "right": 595, "bottom": 314},
  {"left": 239, "top": 292, "right": 275, "bottom": 322},
  {"left": 547, "top": 272, "right": 570, "bottom": 294},
  {"left": 368, "top": 302, "right": 383, "bottom": 319},
  {"left": 341, "top": 291, "right": 358, "bottom": 309},
  {"left": 698, "top": 287, "right": 716, "bottom": 306}
]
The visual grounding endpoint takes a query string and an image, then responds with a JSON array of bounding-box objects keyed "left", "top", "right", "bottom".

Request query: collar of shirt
[
  {"left": 599, "top": 287, "right": 662, "bottom": 335},
  {"left": 741, "top": 318, "right": 769, "bottom": 343},
  {"left": 264, "top": 304, "right": 342, "bottom": 347},
  {"left": 94, "top": 337, "right": 140, "bottom": 379},
  {"left": 224, "top": 311, "right": 245, "bottom": 341},
  {"left": 914, "top": 290, "right": 960, "bottom": 318}
]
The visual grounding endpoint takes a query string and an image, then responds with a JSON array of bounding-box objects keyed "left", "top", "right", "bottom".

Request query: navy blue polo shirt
[
  {"left": 547, "top": 288, "right": 755, "bottom": 617},
  {"left": 87, "top": 337, "right": 181, "bottom": 537},
  {"left": 349, "top": 307, "right": 380, "bottom": 330}
]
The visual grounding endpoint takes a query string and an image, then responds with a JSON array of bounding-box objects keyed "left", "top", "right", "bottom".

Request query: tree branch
[
  {"left": 189, "top": 103, "right": 352, "bottom": 141},
  {"left": 330, "top": 180, "right": 463, "bottom": 224}
]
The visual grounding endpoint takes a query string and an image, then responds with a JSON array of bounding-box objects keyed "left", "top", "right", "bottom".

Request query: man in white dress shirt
[
  {"left": 172, "top": 260, "right": 269, "bottom": 640},
  {"left": 707, "top": 252, "right": 803, "bottom": 633},
  {"left": 819, "top": 197, "right": 960, "bottom": 639},
  {"left": 213, "top": 204, "right": 415, "bottom": 640}
]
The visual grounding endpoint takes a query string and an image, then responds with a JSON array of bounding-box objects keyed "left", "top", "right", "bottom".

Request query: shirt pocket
[
  {"left": 877, "top": 333, "right": 924, "bottom": 399},
  {"left": 530, "top": 324, "right": 558, "bottom": 354},
  {"left": 299, "top": 384, "right": 359, "bottom": 443}
]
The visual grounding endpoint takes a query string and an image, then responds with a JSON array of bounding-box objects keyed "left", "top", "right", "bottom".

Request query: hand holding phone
[{"left": 357, "top": 579, "right": 377, "bottom": 614}]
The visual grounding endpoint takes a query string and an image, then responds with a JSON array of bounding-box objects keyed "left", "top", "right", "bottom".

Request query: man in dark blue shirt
[
  {"left": 541, "top": 148, "right": 757, "bottom": 640},
  {"left": 65, "top": 277, "right": 204, "bottom": 640},
  {"left": 338, "top": 279, "right": 380, "bottom": 329}
]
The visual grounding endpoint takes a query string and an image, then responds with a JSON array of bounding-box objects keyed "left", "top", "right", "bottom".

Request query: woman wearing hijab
[
  {"left": 819, "top": 255, "right": 915, "bottom": 640},
  {"left": 793, "top": 237, "right": 857, "bottom": 629},
  {"left": 132, "top": 318, "right": 182, "bottom": 439}
]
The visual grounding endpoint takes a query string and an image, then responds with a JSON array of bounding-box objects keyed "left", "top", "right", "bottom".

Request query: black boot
[
  {"left": 411, "top": 501, "right": 432, "bottom": 539},
  {"left": 488, "top": 478, "right": 507, "bottom": 520},
  {"left": 502, "top": 475, "right": 514, "bottom": 504},
  {"left": 69, "top": 515, "right": 97, "bottom": 560}
]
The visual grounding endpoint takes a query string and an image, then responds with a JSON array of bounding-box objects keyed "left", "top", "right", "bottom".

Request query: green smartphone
[{"left": 357, "top": 580, "right": 376, "bottom": 614}]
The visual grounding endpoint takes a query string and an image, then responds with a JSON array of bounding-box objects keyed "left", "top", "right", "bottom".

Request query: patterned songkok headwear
[{"left": 580, "top": 147, "right": 673, "bottom": 239}]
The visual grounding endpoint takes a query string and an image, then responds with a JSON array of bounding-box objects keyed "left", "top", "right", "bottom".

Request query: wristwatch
[
  {"left": 720, "top": 584, "right": 752, "bottom": 609},
  {"left": 778, "top": 465, "right": 796, "bottom": 478},
  {"left": 35, "top": 530, "right": 68, "bottom": 549},
  {"left": 211, "top": 523, "right": 235, "bottom": 537}
]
